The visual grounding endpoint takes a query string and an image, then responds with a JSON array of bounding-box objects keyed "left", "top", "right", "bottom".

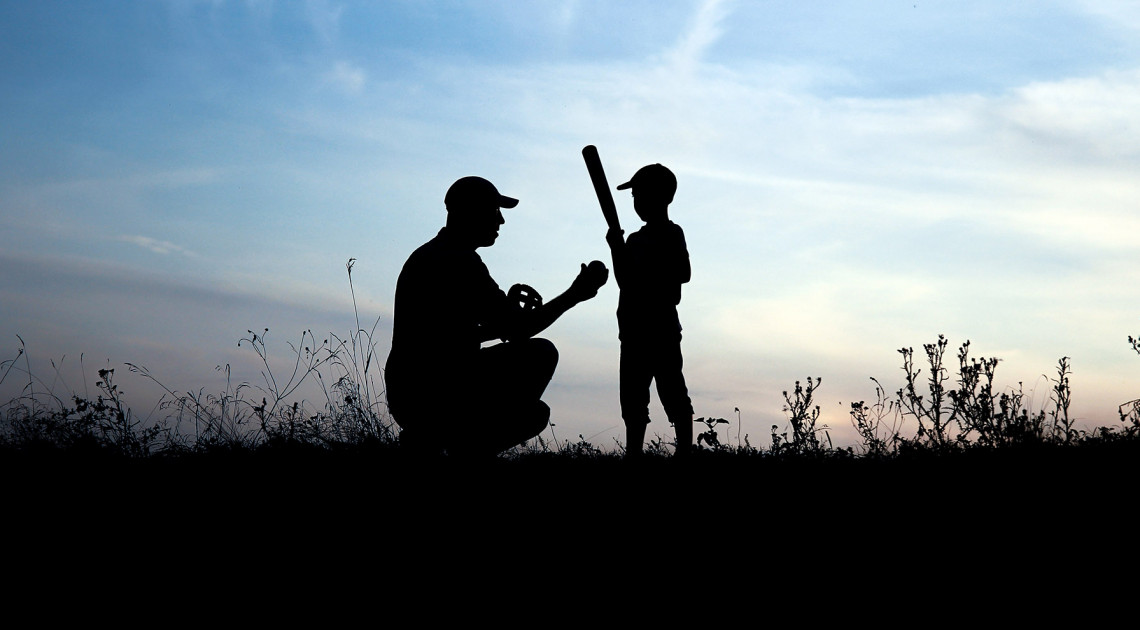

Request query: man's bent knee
[
  {"left": 525, "top": 337, "right": 558, "bottom": 378},
  {"left": 498, "top": 337, "right": 558, "bottom": 397}
]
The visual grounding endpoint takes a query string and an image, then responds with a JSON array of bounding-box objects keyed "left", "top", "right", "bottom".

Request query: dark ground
[
  {"left": 3, "top": 442, "right": 1132, "bottom": 604},
  {"left": 6, "top": 440, "right": 1133, "bottom": 525}
]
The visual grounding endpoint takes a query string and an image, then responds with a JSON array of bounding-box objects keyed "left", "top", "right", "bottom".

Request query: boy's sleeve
[
  {"left": 676, "top": 226, "right": 691, "bottom": 285},
  {"left": 607, "top": 228, "right": 626, "bottom": 288}
]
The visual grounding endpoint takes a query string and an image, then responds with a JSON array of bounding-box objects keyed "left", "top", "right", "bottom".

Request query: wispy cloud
[
  {"left": 325, "top": 60, "right": 366, "bottom": 94},
  {"left": 552, "top": 0, "right": 580, "bottom": 32},
  {"left": 1075, "top": 0, "right": 1140, "bottom": 35},
  {"left": 997, "top": 69, "right": 1140, "bottom": 162},
  {"left": 118, "top": 235, "right": 199, "bottom": 257},
  {"left": 665, "top": 0, "right": 732, "bottom": 73},
  {"left": 305, "top": 0, "right": 344, "bottom": 45}
]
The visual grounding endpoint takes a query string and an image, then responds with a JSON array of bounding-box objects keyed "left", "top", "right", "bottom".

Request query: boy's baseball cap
[
  {"left": 445, "top": 176, "right": 519, "bottom": 211},
  {"left": 616, "top": 163, "right": 677, "bottom": 199}
]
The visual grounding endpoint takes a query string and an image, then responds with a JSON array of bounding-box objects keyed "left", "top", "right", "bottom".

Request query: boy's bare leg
[
  {"left": 626, "top": 421, "right": 646, "bottom": 458},
  {"left": 673, "top": 415, "right": 693, "bottom": 457}
]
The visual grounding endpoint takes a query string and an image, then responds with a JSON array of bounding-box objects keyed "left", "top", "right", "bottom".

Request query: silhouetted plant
[
  {"left": 944, "top": 341, "right": 1053, "bottom": 447},
  {"left": 88, "top": 368, "right": 168, "bottom": 456},
  {"left": 695, "top": 416, "right": 728, "bottom": 451},
  {"left": 897, "top": 336, "right": 959, "bottom": 449},
  {"left": 1119, "top": 335, "right": 1140, "bottom": 434},
  {"left": 326, "top": 257, "right": 392, "bottom": 443},
  {"left": 1, "top": 362, "right": 168, "bottom": 457},
  {"left": 849, "top": 377, "right": 901, "bottom": 457},
  {"left": 994, "top": 382, "right": 1047, "bottom": 445},
  {"left": 2, "top": 259, "right": 398, "bottom": 456},
  {"left": 564, "top": 434, "right": 605, "bottom": 459},
  {"left": 7, "top": 313, "right": 1140, "bottom": 462},
  {"left": 1118, "top": 399, "right": 1140, "bottom": 435},
  {"left": 1048, "top": 357, "right": 1075, "bottom": 443},
  {"left": 129, "top": 361, "right": 257, "bottom": 448},
  {"left": 772, "top": 377, "right": 828, "bottom": 455},
  {"left": 946, "top": 340, "right": 1001, "bottom": 446},
  {"left": 891, "top": 336, "right": 1079, "bottom": 449},
  {"left": 645, "top": 434, "right": 672, "bottom": 457},
  {"left": 519, "top": 432, "right": 609, "bottom": 459}
]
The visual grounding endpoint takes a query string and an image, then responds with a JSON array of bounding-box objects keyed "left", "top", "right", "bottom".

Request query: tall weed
[
  {"left": 772, "top": 377, "right": 829, "bottom": 455},
  {"left": 849, "top": 377, "right": 900, "bottom": 458},
  {"left": 891, "top": 336, "right": 1077, "bottom": 450}
]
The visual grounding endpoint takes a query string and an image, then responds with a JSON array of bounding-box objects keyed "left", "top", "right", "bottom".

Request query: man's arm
[{"left": 497, "top": 262, "right": 608, "bottom": 342}]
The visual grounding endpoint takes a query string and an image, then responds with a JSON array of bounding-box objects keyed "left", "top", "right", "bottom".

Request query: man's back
[{"left": 385, "top": 227, "right": 509, "bottom": 416}]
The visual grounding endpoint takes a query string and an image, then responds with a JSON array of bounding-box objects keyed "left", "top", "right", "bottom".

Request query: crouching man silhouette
[{"left": 385, "top": 176, "right": 608, "bottom": 457}]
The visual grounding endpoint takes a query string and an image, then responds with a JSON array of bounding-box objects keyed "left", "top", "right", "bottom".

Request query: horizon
[{"left": 3, "top": 1, "right": 1140, "bottom": 449}]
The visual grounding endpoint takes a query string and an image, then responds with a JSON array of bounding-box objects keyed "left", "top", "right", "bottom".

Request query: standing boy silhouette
[{"left": 606, "top": 163, "right": 694, "bottom": 457}]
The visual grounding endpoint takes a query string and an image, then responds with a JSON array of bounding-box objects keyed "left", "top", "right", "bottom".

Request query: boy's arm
[
  {"left": 677, "top": 228, "right": 691, "bottom": 284},
  {"left": 606, "top": 227, "right": 626, "bottom": 287}
]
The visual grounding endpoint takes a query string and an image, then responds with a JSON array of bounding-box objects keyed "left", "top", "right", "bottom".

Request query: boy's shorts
[{"left": 619, "top": 336, "right": 693, "bottom": 427}]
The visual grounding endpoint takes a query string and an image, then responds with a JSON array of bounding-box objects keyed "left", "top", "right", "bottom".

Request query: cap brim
[
  {"left": 499, "top": 195, "right": 519, "bottom": 208},
  {"left": 615, "top": 180, "right": 633, "bottom": 190}
]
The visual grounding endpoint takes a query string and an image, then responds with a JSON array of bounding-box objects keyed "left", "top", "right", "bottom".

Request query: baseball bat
[{"left": 582, "top": 145, "right": 621, "bottom": 231}]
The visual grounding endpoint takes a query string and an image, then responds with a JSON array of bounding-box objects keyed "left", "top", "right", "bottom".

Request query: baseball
[{"left": 586, "top": 260, "right": 608, "bottom": 286}]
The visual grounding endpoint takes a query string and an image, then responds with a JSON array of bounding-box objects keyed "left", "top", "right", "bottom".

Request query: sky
[{"left": 3, "top": 0, "right": 1140, "bottom": 449}]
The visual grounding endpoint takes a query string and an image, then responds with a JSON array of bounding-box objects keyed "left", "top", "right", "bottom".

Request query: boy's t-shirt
[{"left": 616, "top": 220, "right": 690, "bottom": 342}]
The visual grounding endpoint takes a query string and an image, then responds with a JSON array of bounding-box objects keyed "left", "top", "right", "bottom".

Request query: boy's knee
[
  {"left": 663, "top": 400, "right": 694, "bottom": 423},
  {"left": 622, "top": 414, "right": 650, "bottom": 429},
  {"left": 659, "top": 383, "right": 693, "bottom": 420}
]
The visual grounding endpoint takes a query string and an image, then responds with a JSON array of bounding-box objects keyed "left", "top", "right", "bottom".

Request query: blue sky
[{"left": 3, "top": 1, "right": 1140, "bottom": 447}]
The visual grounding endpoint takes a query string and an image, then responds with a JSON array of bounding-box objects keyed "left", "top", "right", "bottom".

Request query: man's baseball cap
[
  {"left": 445, "top": 176, "right": 519, "bottom": 211},
  {"left": 616, "top": 163, "right": 676, "bottom": 200}
]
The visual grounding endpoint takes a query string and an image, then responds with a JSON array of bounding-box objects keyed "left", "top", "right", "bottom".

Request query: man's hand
[
  {"left": 508, "top": 283, "right": 543, "bottom": 311},
  {"left": 569, "top": 260, "right": 608, "bottom": 301},
  {"left": 497, "top": 262, "right": 608, "bottom": 342},
  {"left": 606, "top": 228, "right": 625, "bottom": 249}
]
